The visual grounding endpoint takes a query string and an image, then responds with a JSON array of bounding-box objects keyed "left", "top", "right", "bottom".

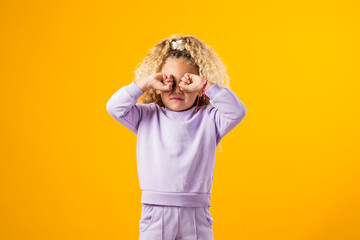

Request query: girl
[{"left": 106, "top": 34, "right": 247, "bottom": 240}]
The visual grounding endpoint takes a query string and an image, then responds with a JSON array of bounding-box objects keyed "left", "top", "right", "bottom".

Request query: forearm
[
  {"left": 205, "top": 82, "right": 247, "bottom": 141},
  {"left": 106, "top": 81, "right": 150, "bottom": 135},
  {"left": 205, "top": 82, "right": 246, "bottom": 120},
  {"left": 106, "top": 81, "right": 144, "bottom": 117}
]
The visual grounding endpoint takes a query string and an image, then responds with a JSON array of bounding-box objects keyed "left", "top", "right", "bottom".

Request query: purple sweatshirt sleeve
[
  {"left": 205, "top": 82, "right": 247, "bottom": 143},
  {"left": 106, "top": 81, "right": 154, "bottom": 135}
]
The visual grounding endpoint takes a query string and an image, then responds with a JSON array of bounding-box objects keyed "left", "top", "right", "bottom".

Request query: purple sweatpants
[{"left": 138, "top": 203, "right": 214, "bottom": 240}]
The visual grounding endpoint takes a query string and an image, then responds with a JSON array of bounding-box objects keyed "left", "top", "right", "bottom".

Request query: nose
[{"left": 171, "top": 79, "right": 182, "bottom": 93}]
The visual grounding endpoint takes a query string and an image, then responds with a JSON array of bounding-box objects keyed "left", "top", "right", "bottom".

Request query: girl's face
[{"left": 157, "top": 58, "right": 199, "bottom": 112}]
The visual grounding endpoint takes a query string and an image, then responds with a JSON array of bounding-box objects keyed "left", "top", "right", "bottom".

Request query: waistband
[{"left": 141, "top": 190, "right": 211, "bottom": 207}]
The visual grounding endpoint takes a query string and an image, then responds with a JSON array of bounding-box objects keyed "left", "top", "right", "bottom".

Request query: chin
[{"left": 166, "top": 104, "right": 189, "bottom": 112}]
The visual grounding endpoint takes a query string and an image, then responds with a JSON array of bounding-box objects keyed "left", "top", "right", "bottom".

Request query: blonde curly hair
[{"left": 134, "top": 34, "right": 230, "bottom": 152}]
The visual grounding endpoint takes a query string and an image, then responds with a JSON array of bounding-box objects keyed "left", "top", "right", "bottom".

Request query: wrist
[
  {"left": 204, "top": 80, "right": 214, "bottom": 92},
  {"left": 134, "top": 78, "right": 150, "bottom": 92}
]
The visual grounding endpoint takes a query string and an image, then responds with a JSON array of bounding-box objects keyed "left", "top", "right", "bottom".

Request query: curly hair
[{"left": 133, "top": 34, "right": 230, "bottom": 152}]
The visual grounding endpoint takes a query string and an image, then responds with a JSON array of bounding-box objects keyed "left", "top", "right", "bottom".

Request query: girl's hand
[
  {"left": 147, "top": 73, "right": 174, "bottom": 92},
  {"left": 179, "top": 73, "right": 206, "bottom": 93}
]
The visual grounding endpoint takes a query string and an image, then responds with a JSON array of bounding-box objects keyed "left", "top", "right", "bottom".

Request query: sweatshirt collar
[{"left": 162, "top": 106, "right": 196, "bottom": 121}]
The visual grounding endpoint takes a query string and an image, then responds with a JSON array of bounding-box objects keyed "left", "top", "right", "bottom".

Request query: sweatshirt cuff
[
  {"left": 126, "top": 81, "right": 145, "bottom": 99},
  {"left": 204, "top": 82, "right": 222, "bottom": 99}
]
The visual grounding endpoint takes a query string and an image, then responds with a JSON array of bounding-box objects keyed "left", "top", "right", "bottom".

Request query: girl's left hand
[{"left": 179, "top": 73, "right": 206, "bottom": 93}]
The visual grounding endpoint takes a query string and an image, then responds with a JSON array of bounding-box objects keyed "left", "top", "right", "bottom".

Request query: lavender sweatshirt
[{"left": 106, "top": 81, "right": 247, "bottom": 207}]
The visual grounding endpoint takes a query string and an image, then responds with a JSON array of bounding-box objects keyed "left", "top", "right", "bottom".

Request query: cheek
[
  {"left": 186, "top": 94, "right": 198, "bottom": 102},
  {"left": 162, "top": 93, "right": 170, "bottom": 100},
  {"left": 190, "top": 93, "right": 198, "bottom": 99}
]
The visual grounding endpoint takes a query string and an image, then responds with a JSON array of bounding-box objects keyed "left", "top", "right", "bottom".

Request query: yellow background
[{"left": 1, "top": 0, "right": 359, "bottom": 239}]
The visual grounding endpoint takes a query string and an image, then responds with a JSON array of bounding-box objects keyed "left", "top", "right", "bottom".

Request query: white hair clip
[{"left": 171, "top": 39, "right": 186, "bottom": 51}]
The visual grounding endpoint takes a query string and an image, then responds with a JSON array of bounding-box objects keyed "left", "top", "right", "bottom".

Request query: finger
[
  {"left": 180, "top": 77, "right": 189, "bottom": 85},
  {"left": 179, "top": 82, "right": 190, "bottom": 92},
  {"left": 185, "top": 74, "right": 192, "bottom": 83},
  {"left": 185, "top": 79, "right": 191, "bottom": 85},
  {"left": 166, "top": 81, "right": 173, "bottom": 88},
  {"left": 163, "top": 79, "right": 171, "bottom": 85},
  {"left": 161, "top": 73, "right": 167, "bottom": 82},
  {"left": 166, "top": 77, "right": 174, "bottom": 85},
  {"left": 164, "top": 79, "right": 173, "bottom": 90},
  {"left": 163, "top": 84, "right": 172, "bottom": 91}
]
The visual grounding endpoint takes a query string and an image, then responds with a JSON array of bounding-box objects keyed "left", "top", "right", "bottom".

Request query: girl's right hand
[{"left": 148, "top": 73, "right": 174, "bottom": 92}]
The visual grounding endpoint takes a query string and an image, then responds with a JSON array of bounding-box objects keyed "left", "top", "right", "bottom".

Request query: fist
[
  {"left": 178, "top": 73, "right": 206, "bottom": 93},
  {"left": 149, "top": 72, "right": 174, "bottom": 92}
]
